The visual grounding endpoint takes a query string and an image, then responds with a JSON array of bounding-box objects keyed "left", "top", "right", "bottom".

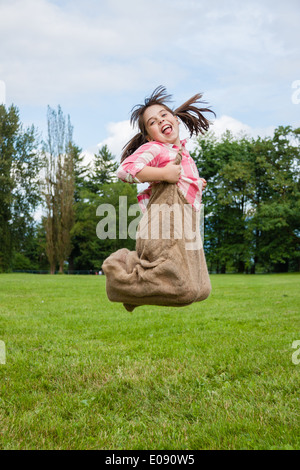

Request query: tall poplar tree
[{"left": 43, "top": 105, "right": 75, "bottom": 273}]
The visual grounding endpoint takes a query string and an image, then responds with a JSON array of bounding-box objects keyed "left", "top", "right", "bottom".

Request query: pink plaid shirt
[{"left": 116, "top": 139, "right": 203, "bottom": 213}]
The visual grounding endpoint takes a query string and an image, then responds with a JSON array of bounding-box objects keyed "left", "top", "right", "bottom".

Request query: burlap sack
[{"left": 102, "top": 152, "right": 211, "bottom": 311}]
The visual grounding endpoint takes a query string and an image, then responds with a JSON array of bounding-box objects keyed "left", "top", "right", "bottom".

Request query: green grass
[{"left": 0, "top": 273, "right": 299, "bottom": 450}]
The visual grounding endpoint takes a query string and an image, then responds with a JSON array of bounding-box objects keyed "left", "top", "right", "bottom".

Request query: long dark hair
[{"left": 120, "top": 86, "right": 215, "bottom": 162}]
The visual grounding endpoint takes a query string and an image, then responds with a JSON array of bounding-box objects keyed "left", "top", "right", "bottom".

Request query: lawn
[{"left": 0, "top": 273, "right": 299, "bottom": 450}]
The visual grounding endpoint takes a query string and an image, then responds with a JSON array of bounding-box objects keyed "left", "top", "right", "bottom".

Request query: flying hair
[{"left": 120, "top": 86, "right": 215, "bottom": 162}]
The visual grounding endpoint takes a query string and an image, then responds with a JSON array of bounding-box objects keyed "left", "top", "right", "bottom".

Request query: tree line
[
  {"left": 192, "top": 127, "right": 300, "bottom": 273},
  {"left": 0, "top": 103, "right": 299, "bottom": 274}
]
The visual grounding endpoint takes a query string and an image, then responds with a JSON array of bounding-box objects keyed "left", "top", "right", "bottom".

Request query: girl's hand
[
  {"left": 161, "top": 162, "right": 181, "bottom": 183},
  {"left": 200, "top": 178, "right": 207, "bottom": 190}
]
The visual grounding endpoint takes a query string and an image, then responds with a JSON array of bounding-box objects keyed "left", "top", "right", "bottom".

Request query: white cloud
[
  {"left": 100, "top": 121, "right": 136, "bottom": 159},
  {"left": 1, "top": 0, "right": 299, "bottom": 153},
  {"left": 81, "top": 120, "right": 135, "bottom": 167},
  {"left": 210, "top": 115, "right": 251, "bottom": 137},
  {"left": 210, "top": 115, "right": 275, "bottom": 139},
  {"left": 0, "top": 0, "right": 187, "bottom": 104},
  {"left": 1, "top": 0, "right": 299, "bottom": 107}
]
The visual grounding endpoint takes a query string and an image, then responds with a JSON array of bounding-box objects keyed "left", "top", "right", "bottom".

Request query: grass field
[{"left": 0, "top": 273, "right": 299, "bottom": 450}]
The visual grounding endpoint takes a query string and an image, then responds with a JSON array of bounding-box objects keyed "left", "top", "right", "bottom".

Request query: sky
[{"left": 0, "top": 0, "right": 300, "bottom": 163}]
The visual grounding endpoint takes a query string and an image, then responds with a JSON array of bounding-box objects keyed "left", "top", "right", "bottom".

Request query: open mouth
[{"left": 161, "top": 124, "right": 172, "bottom": 135}]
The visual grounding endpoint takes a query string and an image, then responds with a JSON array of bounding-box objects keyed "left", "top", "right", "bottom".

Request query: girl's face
[{"left": 143, "top": 105, "right": 180, "bottom": 146}]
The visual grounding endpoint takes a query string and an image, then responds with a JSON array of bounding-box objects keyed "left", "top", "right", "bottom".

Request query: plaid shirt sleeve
[{"left": 116, "top": 142, "right": 162, "bottom": 184}]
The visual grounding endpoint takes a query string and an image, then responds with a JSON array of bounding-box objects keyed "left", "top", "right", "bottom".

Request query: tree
[
  {"left": 42, "top": 105, "right": 75, "bottom": 273},
  {"left": 0, "top": 104, "right": 41, "bottom": 271},
  {"left": 86, "top": 144, "right": 118, "bottom": 193},
  {"left": 71, "top": 143, "right": 89, "bottom": 203},
  {"left": 192, "top": 131, "right": 253, "bottom": 273}
]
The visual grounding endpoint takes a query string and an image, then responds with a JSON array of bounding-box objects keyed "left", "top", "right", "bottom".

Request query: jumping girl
[{"left": 103, "top": 86, "right": 215, "bottom": 311}]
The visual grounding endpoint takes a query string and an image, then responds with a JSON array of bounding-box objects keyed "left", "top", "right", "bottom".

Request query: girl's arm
[
  {"left": 116, "top": 143, "right": 181, "bottom": 184},
  {"left": 136, "top": 162, "right": 181, "bottom": 183}
]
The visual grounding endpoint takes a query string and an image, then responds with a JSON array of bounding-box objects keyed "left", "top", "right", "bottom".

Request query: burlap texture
[{"left": 102, "top": 153, "right": 211, "bottom": 311}]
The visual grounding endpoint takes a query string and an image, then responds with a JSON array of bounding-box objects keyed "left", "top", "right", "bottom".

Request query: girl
[
  {"left": 116, "top": 86, "right": 215, "bottom": 214},
  {"left": 103, "top": 86, "right": 215, "bottom": 311}
]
